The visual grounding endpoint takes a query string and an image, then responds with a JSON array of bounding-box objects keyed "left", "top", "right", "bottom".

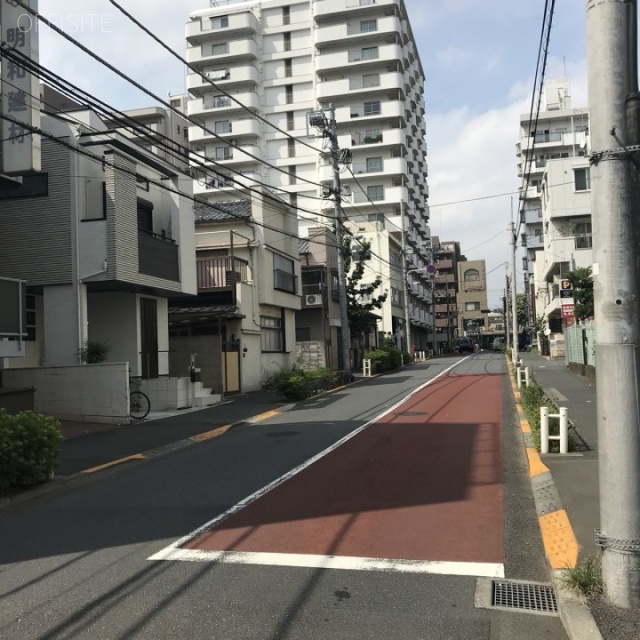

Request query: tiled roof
[{"left": 194, "top": 200, "right": 252, "bottom": 223}]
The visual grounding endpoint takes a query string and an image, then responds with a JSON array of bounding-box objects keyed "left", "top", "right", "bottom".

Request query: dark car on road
[{"left": 457, "top": 337, "right": 473, "bottom": 353}]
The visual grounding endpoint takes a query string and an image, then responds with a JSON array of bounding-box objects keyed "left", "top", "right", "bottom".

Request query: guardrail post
[
  {"left": 559, "top": 406, "right": 569, "bottom": 454},
  {"left": 524, "top": 366, "right": 530, "bottom": 387},
  {"left": 540, "top": 406, "right": 550, "bottom": 454},
  {"left": 363, "top": 359, "right": 372, "bottom": 377},
  {"left": 517, "top": 367, "right": 522, "bottom": 389}
]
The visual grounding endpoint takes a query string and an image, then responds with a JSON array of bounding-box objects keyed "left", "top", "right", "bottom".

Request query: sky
[{"left": 34, "top": 0, "right": 590, "bottom": 308}]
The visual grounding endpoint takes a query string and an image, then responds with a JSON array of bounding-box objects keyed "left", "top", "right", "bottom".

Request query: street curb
[
  {"left": 507, "top": 357, "right": 603, "bottom": 640},
  {"left": 0, "top": 369, "right": 384, "bottom": 510}
]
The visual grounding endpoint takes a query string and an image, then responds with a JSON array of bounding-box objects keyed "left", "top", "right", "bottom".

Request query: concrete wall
[{"left": 2, "top": 363, "right": 129, "bottom": 424}]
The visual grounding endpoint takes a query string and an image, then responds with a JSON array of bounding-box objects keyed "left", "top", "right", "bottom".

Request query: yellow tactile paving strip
[
  {"left": 507, "top": 356, "right": 579, "bottom": 569},
  {"left": 539, "top": 510, "right": 579, "bottom": 569}
]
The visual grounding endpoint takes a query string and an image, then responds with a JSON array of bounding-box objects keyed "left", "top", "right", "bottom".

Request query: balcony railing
[
  {"left": 138, "top": 231, "right": 179, "bottom": 282},
  {"left": 196, "top": 256, "right": 248, "bottom": 290}
]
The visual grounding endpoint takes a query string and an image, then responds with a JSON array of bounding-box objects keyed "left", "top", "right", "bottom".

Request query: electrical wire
[
  {"left": 11, "top": 0, "right": 327, "bottom": 191},
  {"left": 105, "top": 0, "right": 323, "bottom": 156}
]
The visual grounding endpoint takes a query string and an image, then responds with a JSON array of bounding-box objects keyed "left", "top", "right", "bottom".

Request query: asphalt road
[{"left": 0, "top": 354, "right": 567, "bottom": 640}]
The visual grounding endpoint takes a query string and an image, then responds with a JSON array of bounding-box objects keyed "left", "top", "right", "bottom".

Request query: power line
[
  {"left": 105, "top": 0, "right": 324, "bottom": 156},
  {"left": 12, "top": 0, "right": 327, "bottom": 191}
]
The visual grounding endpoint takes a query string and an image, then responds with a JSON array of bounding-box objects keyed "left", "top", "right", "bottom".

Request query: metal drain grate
[{"left": 492, "top": 580, "right": 557, "bottom": 614}]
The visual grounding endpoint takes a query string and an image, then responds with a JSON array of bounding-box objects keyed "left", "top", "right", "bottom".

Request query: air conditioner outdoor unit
[{"left": 306, "top": 294, "right": 322, "bottom": 305}]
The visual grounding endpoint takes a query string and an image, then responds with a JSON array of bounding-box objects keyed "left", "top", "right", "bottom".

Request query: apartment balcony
[
  {"left": 518, "top": 130, "right": 588, "bottom": 154},
  {"left": 315, "top": 0, "right": 401, "bottom": 19},
  {"left": 189, "top": 117, "right": 261, "bottom": 144},
  {"left": 186, "top": 12, "right": 260, "bottom": 43},
  {"left": 196, "top": 256, "right": 249, "bottom": 293},
  {"left": 316, "top": 71, "right": 404, "bottom": 101},
  {"left": 315, "top": 43, "right": 403, "bottom": 73},
  {"left": 351, "top": 157, "right": 407, "bottom": 177},
  {"left": 138, "top": 231, "right": 180, "bottom": 282},
  {"left": 315, "top": 15, "right": 402, "bottom": 48},
  {"left": 193, "top": 172, "right": 262, "bottom": 197},
  {"left": 188, "top": 91, "right": 260, "bottom": 117},
  {"left": 335, "top": 100, "right": 405, "bottom": 125},
  {"left": 202, "top": 144, "right": 263, "bottom": 168},
  {"left": 187, "top": 39, "right": 258, "bottom": 66},
  {"left": 186, "top": 65, "right": 259, "bottom": 96},
  {"left": 347, "top": 185, "right": 406, "bottom": 207}
]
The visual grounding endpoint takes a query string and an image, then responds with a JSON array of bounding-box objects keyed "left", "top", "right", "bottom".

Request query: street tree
[
  {"left": 343, "top": 237, "right": 388, "bottom": 361},
  {"left": 566, "top": 267, "right": 594, "bottom": 322}
]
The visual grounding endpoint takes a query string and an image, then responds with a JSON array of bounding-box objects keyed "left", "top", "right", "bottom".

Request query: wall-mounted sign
[{"left": 1, "top": 0, "right": 41, "bottom": 175}]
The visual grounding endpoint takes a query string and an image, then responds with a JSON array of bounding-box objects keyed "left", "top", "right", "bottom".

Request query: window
[
  {"left": 366, "top": 156, "right": 383, "bottom": 172},
  {"left": 360, "top": 19, "right": 377, "bottom": 33},
  {"left": 214, "top": 146, "right": 233, "bottom": 160},
  {"left": 464, "top": 269, "right": 480, "bottom": 282},
  {"left": 288, "top": 165, "right": 297, "bottom": 185},
  {"left": 0, "top": 173, "right": 48, "bottom": 199},
  {"left": 274, "top": 253, "right": 296, "bottom": 293},
  {"left": 362, "top": 73, "right": 380, "bottom": 88},
  {"left": 288, "top": 138, "right": 296, "bottom": 157},
  {"left": 367, "top": 185, "right": 384, "bottom": 201},
  {"left": 465, "top": 302, "right": 480, "bottom": 311},
  {"left": 286, "top": 111, "right": 294, "bottom": 131},
  {"left": 137, "top": 198, "right": 153, "bottom": 234},
  {"left": 574, "top": 221, "right": 593, "bottom": 249},
  {"left": 261, "top": 315, "right": 284, "bottom": 352},
  {"left": 25, "top": 294, "right": 36, "bottom": 341},
  {"left": 214, "top": 120, "right": 232, "bottom": 134},
  {"left": 361, "top": 46, "right": 379, "bottom": 60},
  {"left": 282, "top": 6, "right": 291, "bottom": 25},
  {"left": 391, "top": 287, "right": 402, "bottom": 306},
  {"left": 209, "top": 42, "right": 229, "bottom": 56},
  {"left": 364, "top": 101, "right": 381, "bottom": 116},
  {"left": 285, "top": 84, "right": 293, "bottom": 104},
  {"left": 170, "top": 98, "right": 181, "bottom": 108},
  {"left": 283, "top": 32, "right": 291, "bottom": 51},
  {"left": 210, "top": 15, "right": 229, "bottom": 29},
  {"left": 574, "top": 167, "right": 591, "bottom": 191},
  {"left": 284, "top": 58, "right": 292, "bottom": 78},
  {"left": 206, "top": 95, "right": 231, "bottom": 109},
  {"left": 364, "top": 129, "right": 382, "bottom": 144}
]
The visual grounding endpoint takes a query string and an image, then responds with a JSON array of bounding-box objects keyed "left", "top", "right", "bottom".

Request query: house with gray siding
[{"left": 0, "top": 107, "right": 198, "bottom": 421}]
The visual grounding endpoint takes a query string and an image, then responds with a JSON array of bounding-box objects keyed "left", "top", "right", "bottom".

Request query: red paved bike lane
[{"left": 172, "top": 373, "right": 504, "bottom": 573}]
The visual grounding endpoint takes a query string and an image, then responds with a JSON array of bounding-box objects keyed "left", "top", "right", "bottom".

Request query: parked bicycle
[{"left": 129, "top": 378, "right": 150, "bottom": 420}]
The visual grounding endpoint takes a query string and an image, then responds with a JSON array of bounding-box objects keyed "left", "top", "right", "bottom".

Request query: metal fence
[{"left": 565, "top": 320, "right": 596, "bottom": 367}]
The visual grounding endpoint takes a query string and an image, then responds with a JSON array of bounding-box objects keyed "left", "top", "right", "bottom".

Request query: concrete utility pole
[
  {"left": 510, "top": 220, "right": 519, "bottom": 366},
  {"left": 328, "top": 104, "right": 351, "bottom": 376},
  {"left": 587, "top": 0, "right": 640, "bottom": 607},
  {"left": 505, "top": 276, "right": 511, "bottom": 351}
]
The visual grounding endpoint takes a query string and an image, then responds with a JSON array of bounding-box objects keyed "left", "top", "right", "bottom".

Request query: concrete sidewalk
[{"left": 521, "top": 352, "right": 640, "bottom": 640}]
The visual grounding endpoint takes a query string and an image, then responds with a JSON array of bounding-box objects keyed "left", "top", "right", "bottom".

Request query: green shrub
[
  {"left": 401, "top": 350, "right": 414, "bottom": 364},
  {"left": 366, "top": 344, "right": 404, "bottom": 372},
  {"left": 267, "top": 368, "right": 341, "bottom": 402},
  {"left": 560, "top": 554, "right": 603, "bottom": 597},
  {"left": 0, "top": 409, "right": 62, "bottom": 492},
  {"left": 78, "top": 340, "right": 111, "bottom": 364}
]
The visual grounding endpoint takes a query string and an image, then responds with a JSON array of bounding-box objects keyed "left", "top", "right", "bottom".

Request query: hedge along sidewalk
[{"left": 0, "top": 409, "right": 63, "bottom": 496}]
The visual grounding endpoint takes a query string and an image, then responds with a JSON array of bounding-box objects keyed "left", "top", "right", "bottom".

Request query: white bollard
[
  {"left": 559, "top": 406, "right": 569, "bottom": 454},
  {"left": 516, "top": 367, "right": 522, "bottom": 389},
  {"left": 524, "top": 367, "right": 530, "bottom": 387},
  {"left": 540, "top": 406, "right": 549, "bottom": 454}
]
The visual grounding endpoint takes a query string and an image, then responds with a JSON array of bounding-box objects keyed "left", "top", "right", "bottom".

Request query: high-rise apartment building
[
  {"left": 186, "top": 0, "right": 431, "bottom": 350},
  {"left": 516, "top": 78, "right": 589, "bottom": 322}
]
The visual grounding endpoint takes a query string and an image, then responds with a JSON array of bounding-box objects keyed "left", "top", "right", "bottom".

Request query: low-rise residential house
[
  {"left": 168, "top": 189, "right": 301, "bottom": 393},
  {"left": 0, "top": 107, "right": 197, "bottom": 422}
]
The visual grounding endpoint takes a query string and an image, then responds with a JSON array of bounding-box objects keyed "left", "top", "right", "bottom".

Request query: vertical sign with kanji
[{"left": 1, "top": 0, "right": 40, "bottom": 174}]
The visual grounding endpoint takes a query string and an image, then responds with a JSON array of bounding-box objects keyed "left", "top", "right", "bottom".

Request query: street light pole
[{"left": 328, "top": 104, "right": 351, "bottom": 376}]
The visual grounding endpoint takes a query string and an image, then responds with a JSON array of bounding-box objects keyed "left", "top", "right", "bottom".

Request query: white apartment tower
[
  {"left": 516, "top": 78, "right": 589, "bottom": 318},
  {"left": 186, "top": 0, "right": 432, "bottom": 350}
]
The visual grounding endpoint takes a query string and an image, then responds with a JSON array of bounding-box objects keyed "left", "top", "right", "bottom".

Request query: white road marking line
[
  {"left": 148, "top": 359, "right": 467, "bottom": 561},
  {"left": 148, "top": 548, "right": 505, "bottom": 578}
]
